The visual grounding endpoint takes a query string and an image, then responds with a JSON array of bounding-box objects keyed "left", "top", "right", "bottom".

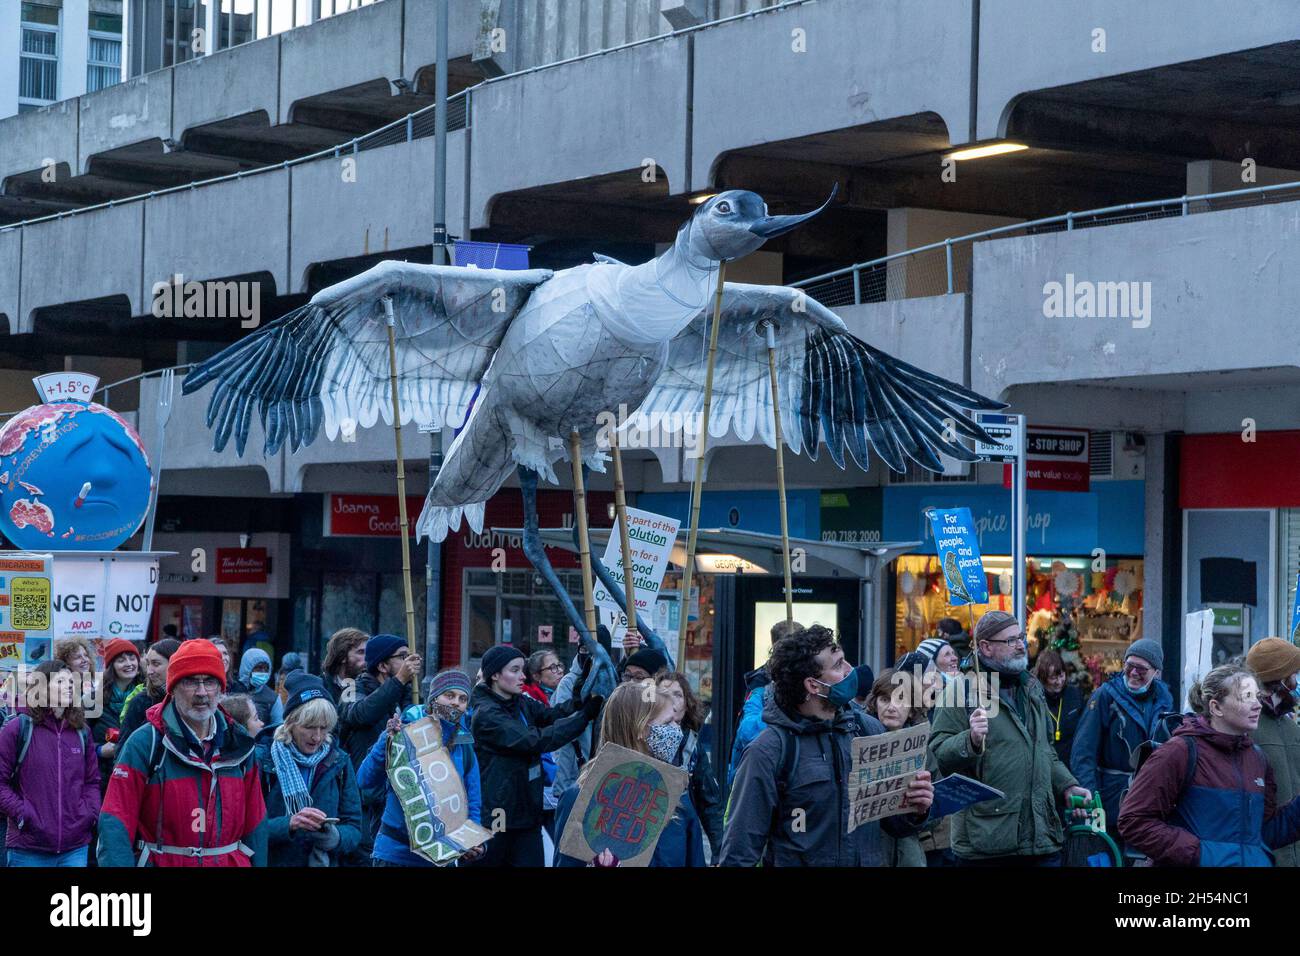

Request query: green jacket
[
  {"left": 1252, "top": 699, "right": 1300, "bottom": 867},
  {"left": 930, "top": 668, "right": 1078, "bottom": 861}
]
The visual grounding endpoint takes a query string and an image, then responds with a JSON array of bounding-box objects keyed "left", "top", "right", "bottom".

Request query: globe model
[{"left": 0, "top": 400, "right": 152, "bottom": 551}]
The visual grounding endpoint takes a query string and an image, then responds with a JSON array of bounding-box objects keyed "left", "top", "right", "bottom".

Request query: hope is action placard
[{"left": 846, "top": 721, "right": 930, "bottom": 833}]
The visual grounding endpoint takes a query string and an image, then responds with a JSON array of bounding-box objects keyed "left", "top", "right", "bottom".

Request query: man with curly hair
[{"left": 720, "top": 624, "right": 934, "bottom": 866}]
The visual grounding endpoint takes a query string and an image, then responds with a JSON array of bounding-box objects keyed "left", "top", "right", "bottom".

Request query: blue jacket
[
  {"left": 727, "top": 685, "right": 769, "bottom": 792},
  {"left": 552, "top": 781, "right": 706, "bottom": 867},
  {"left": 263, "top": 743, "right": 362, "bottom": 867},
  {"left": 1070, "top": 675, "right": 1173, "bottom": 827},
  {"left": 357, "top": 706, "right": 482, "bottom": 866}
]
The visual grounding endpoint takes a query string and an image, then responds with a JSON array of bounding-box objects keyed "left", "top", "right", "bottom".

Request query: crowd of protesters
[{"left": 1, "top": 610, "right": 1300, "bottom": 868}]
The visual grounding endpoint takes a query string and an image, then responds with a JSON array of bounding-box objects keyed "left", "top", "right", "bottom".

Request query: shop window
[
  {"left": 1279, "top": 508, "right": 1300, "bottom": 640},
  {"left": 461, "top": 568, "right": 587, "bottom": 667},
  {"left": 894, "top": 553, "right": 1143, "bottom": 695}
]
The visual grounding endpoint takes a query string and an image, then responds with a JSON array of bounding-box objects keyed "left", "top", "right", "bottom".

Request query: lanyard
[{"left": 1050, "top": 696, "right": 1063, "bottom": 742}]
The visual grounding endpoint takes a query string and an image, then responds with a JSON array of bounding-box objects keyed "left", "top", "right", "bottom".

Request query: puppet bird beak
[{"left": 748, "top": 184, "right": 839, "bottom": 239}]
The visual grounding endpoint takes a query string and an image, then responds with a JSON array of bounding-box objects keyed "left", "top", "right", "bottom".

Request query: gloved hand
[
  {"left": 309, "top": 823, "right": 341, "bottom": 851},
  {"left": 581, "top": 694, "right": 605, "bottom": 722}
]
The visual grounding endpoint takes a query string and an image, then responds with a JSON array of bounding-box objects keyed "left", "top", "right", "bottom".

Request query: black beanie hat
[
  {"left": 282, "top": 671, "right": 330, "bottom": 719},
  {"left": 624, "top": 647, "right": 668, "bottom": 676},
  {"left": 481, "top": 645, "right": 526, "bottom": 684}
]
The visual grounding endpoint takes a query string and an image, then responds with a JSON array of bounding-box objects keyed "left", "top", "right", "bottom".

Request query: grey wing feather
[
  {"left": 638, "top": 283, "right": 1006, "bottom": 472},
  {"left": 182, "top": 260, "right": 552, "bottom": 456}
]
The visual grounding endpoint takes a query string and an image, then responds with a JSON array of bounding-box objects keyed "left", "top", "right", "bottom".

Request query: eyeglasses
[
  {"left": 983, "top": 634, "right": 1025, "bottom": 647},
  {"left": 1124, "top": 662, "right": 1152, "bottom": 678},
  {"left": 542, "top": 663, "right": 565, "bottom": 674},
  {"left": 177, "top": 676, "right": 222, "bottom": 692}
]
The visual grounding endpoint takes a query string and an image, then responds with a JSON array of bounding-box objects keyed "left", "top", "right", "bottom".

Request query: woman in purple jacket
[{"left": 0, "top": 661, "right": 101, "bottom": 867}]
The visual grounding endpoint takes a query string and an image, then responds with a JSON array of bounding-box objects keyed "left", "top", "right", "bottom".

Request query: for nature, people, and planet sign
[
  {"left": 558, "top": 742, "right": 689, "bottom": 866},
  {"left": 926, "top": 507, "right": 989, "bottom": 605},
  {"left": 386, "top": 715, "right": 492, "bottom": 864},
  {"left": 846, "top": 721, "right": 929, "bottom": 832}
]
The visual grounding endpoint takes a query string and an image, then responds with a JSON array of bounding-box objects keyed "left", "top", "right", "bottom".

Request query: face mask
[
  {"left": 646, "top": 723, "right": 684, "bottom": 764},
  {"left": 249, "top": 672, "right": 270, "bottom": 690},
  {"left": 433, "top": 703, "right": 462, "bottom": 725},
  {"left": 813, "top": 667, "right": 858, "bottom": 707}
]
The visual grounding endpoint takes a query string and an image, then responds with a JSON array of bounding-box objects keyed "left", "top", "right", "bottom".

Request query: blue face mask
[
  {"left": 250, "top": 671, "right": 271, "bottom": 690},
  {"left": 813, "top": 667, "right": 858, "bottom": 707}
]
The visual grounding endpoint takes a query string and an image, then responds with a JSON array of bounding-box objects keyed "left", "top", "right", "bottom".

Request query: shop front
[
  {"left": 151, "top": 531, "right": 291, "bottom": 661},
  {"left": 1181, "top": 431, "right": 1300, "bottom": 663},
  {"left": 883, "top": 480, "right": 1145, "bottom": 686}
]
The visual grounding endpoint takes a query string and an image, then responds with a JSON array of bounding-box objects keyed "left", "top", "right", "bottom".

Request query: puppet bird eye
[{"left": 715, "top": 201, "right": 731, "bottom": 214}]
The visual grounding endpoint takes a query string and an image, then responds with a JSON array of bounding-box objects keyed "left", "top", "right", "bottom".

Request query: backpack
[{"left": 9, "top": 714, "right": 91, "bottom": 786}]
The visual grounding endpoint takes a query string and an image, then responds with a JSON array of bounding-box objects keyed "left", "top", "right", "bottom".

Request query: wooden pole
[
  {"left": 763, "top": 321, "right": 793, "bottom": 623},
  {"left": 611, "top": 438, "right": 638, "bottom": 645},
  {"left": 570, "top": 430, "right": 599, "bottom": 640},
  {"left": 679, "top": 261, "right": 727, "bottom": 668},
  {"left": 382, "top": 296, "right": 419, "bottom": 706}
]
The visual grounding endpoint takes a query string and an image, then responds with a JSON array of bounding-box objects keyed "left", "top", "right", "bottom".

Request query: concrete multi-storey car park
[{"left": 1, "top": 1, "right": 1298, "bottom": 726}]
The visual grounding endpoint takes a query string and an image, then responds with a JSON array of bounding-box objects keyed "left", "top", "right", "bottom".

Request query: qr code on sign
[{"left": 11, "top": 577, "right": 51, "bottom": 630}]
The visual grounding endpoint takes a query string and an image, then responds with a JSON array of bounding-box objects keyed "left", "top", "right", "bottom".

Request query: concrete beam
[
  {"left": 77, "top": 71, "right": 173, "bottom": 175},
  {"left": 279, "top": 0, "right": 403, "bottom": 125},
  {"left": 172, "top": 34, "right": 280, "bottom": 134}
]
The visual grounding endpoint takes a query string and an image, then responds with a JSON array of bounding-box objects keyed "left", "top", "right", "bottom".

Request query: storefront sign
[
  {"left": 1002, "top": 426, "right": 1090, "bottom": 493},
  {"left": 847, "top": 722, "right": 929, "bottom": 831},
  {"left": 820, "top": 488, "right": 883, "bottom": 543},
  {"left": 50, "top": 553, "right": 160, "bottom": 642},
  {"left": 215, "top": 548, "right": 269, "bottom": 584},
  {"left": 593, "top": 508, "right": 680, "bottom": 621},
  {"left": 636, "top": 489, "right": 821, "bottom": 539},
  {"left": 557, "top": 742, "right": 688, "bottom": 866},
  {"left": 324, "top": 494, "right": 425, "bottom": 537},
  {"left": 925, "top": 508, "right": 989, "bottom": 605},
  {"left": 386, "top": 715, "right": 492, "bottom": 864},
  {"left": 1180, "top": 431, "right": 1300, "bottom": 508},
  {"left": 883, "top": 481, "right": 1144, "bottom": 556},
  {"left": 0, "top": 553, "right": 53, "bottom": 670}
]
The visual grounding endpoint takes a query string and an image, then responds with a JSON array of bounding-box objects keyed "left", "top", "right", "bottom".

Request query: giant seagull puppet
[{"left": 184, "top": 188, "right": 1004, "bottom": 689}]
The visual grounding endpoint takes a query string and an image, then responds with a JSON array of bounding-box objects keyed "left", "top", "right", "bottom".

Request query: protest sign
[
  {"left": 0, "top": 553, "right": 53, "bottom": 671},
  {"left": 557, "top": 742, "right": 688, "bottom": 866},
  {"left": 846, "top": 721, "right": 929, "bottom": 832},
  {"left": 50, "top": 552, "right": 160, "bottom": 642},
  {"left": 930, "top": 773, "right": 1005, "bottom": 820},
  {"left": 386, "top": 715, "right": 492, "bottom": 864},
  {"left": 925, "top": 508, "right": 989, "bottom": 605},
  {"left": 593, "top": 508, "right": 680, "bottom": 621}
]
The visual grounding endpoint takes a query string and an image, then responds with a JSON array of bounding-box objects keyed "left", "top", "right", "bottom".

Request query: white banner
[
  {"left": 1183, "top": 609, "right": 1215, "bottom": 713},
  {"left": 51, "top": 553, "right": 160, "bottom": 643},
  {"left": 593, "top": 508, "right": 680, "bottom": 620}
]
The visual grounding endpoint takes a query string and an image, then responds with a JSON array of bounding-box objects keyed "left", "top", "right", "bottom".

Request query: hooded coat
[
  {"left": 470, "top": 683, "right": 590, "bottom": 833},
  {"left": 1070, "top": 673, "right": 1173, "bottom": 830},
  {"left": 0, "top": 712, "right": 100, "bottom": 854},
  {"left": 229, "top": 648, "right": 284, "bottom": 727},
  {"left": 1253, "top": 691, "right": 1300, "bottom": 867},
  {"left": 719, "top": 696, "right": 924, "bottom": 867},
  {"left": 98, "top": 698, "right": 267, "bottom": 867},
  {"left": 1117, "top": 715, "right": 1300, "bottom": 866}
]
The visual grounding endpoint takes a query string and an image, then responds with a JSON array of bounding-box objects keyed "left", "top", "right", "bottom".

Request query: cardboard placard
[
  {"left": 386, "top": 715, "right": 492, "bottom": 865},
  {"left": 557, "top": 742, "right": 688, "bottom": 866},
  {"left": 593, "top": 508, "right": 680, "bottom": 623},
  {"left": 846, "top": 721, "right": 929, "bottom": 832}
]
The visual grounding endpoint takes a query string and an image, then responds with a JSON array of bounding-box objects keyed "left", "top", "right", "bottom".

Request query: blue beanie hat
[
  {"left": 365, "top": 634, "right": 407, "bottom": 673},
  {"left": 283, "top": 671, "right": 330, "bottom": 718}
]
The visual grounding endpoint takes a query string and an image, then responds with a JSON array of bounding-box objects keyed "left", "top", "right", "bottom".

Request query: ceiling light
[{"left": 946, "top": 142, "right": 1028, "bottom": 161}]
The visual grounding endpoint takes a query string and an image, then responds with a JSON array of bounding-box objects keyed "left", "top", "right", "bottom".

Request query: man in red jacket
[{"left": 98, "top": 639, "right": 267, "bottom": 867}]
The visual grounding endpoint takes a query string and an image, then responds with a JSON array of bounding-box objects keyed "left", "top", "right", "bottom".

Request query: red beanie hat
[
  {"left": 166, "top": 640, "right": 227, "bottom": 694},
  {"left": 102, "top": 638, "right": 139, "bottom": 669}
]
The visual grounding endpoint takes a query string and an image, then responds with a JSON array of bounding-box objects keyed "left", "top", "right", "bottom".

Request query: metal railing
[
  {"left": 794, "top": 179, "right": 1300, "bottom": 307},
  {"left": 0, "top": 363, "right": 196, "bottom": 422}
]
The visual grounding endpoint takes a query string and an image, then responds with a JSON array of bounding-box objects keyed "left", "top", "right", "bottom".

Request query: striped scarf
[{"left": 271, "top": 737, "right": 331, "bottom": 815}]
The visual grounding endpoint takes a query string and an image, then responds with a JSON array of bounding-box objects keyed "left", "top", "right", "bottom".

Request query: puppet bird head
[{"left": 682, "top": 185, "right": 837, "bottom": 263}]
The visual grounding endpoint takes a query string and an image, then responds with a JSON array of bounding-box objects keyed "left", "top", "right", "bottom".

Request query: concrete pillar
[
  {"left": 661, "top": 0, "right": 707, "bottom": 30},
  {"left": 0, "top": 1, "right": 20, "bottom": 118},
  {"left": 885, "top": 207, "right": 1023, "bottom": 299},
  {"left": 62, "top": 0, "right": 91, "bottom": 102},
  {"left": 1142, "top": 434, "right": 1166, "bottom": 648}
]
